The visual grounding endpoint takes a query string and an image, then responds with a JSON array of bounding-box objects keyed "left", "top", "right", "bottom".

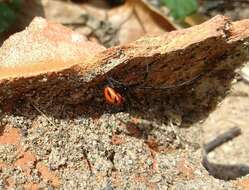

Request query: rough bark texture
[{"left": 0, "top": 15, "right": 249, "bottom": 104}]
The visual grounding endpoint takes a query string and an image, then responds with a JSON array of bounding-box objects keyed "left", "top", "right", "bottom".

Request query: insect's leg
[
  {"left": 107, "top": 77, "right": 125, "bottom": 89},
  {"left": 107, "top": 77, "right": 115, "bottom": 88},
  {"left": 107, "top": 77, "right": 125, "bottom": 88}
]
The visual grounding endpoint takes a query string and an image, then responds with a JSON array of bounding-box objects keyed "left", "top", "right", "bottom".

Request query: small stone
[
  {"left": 127, "top": 159, "right": 133, "bottom": 165},
  {"left": 102, "top": 183, "right": 113, "bottom": 190},
  {"left": 147, "top": 159, "right": 153, "bottom": 166},
  {"left": 150, "top": 174, "right": 162, "bottom": 183}
]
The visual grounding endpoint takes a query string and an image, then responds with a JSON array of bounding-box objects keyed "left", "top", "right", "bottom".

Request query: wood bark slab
[{"left": 0, "top": 15, "right": 249, "bottom": 105}]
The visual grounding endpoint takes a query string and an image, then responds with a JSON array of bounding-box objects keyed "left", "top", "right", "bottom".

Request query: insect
[
  {"left": 103, "top": 71, "right": 203, "bottom": 106},
  {"left": 103, "top": 77, "right": 129, "bottom": 106},
  {"left": 104, "top": 86, "right": 124, "bottom": 106}
]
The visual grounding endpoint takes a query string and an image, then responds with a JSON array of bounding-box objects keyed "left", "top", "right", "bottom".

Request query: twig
[
  {"left": 203, "top": 127, "right": 242, "bottom": 153},
  {"left": 201, "top": 127, "right": 249, "bottom": 180},
  {"left": 29, "top": 100, "right": 58, "bottom": 128},
  {"left": 83, "top": 150, "right": 93, "bottom": 175},
  {"left": 132, "top": 5, "right": 147, "bottom": 33},
  {"left": 116, "top": 8, "right": 134, "bottom": 28}
]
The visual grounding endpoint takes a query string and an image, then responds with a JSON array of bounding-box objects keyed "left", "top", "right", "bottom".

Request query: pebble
[{"left": 150, "top": 174, "right": 162, "bottom": 183}]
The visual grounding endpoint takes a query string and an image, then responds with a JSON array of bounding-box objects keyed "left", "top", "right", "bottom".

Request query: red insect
[
  {"left": 104, "top": 86, "right": 125, "bottom": 106},
  {"left": 103, "top": 73, "right": 202, "bottom": 106}
]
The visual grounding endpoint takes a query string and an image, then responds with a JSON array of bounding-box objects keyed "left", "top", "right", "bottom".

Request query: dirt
[{"left": 0, "top": 50, "right": 249, "bottom": 189}]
